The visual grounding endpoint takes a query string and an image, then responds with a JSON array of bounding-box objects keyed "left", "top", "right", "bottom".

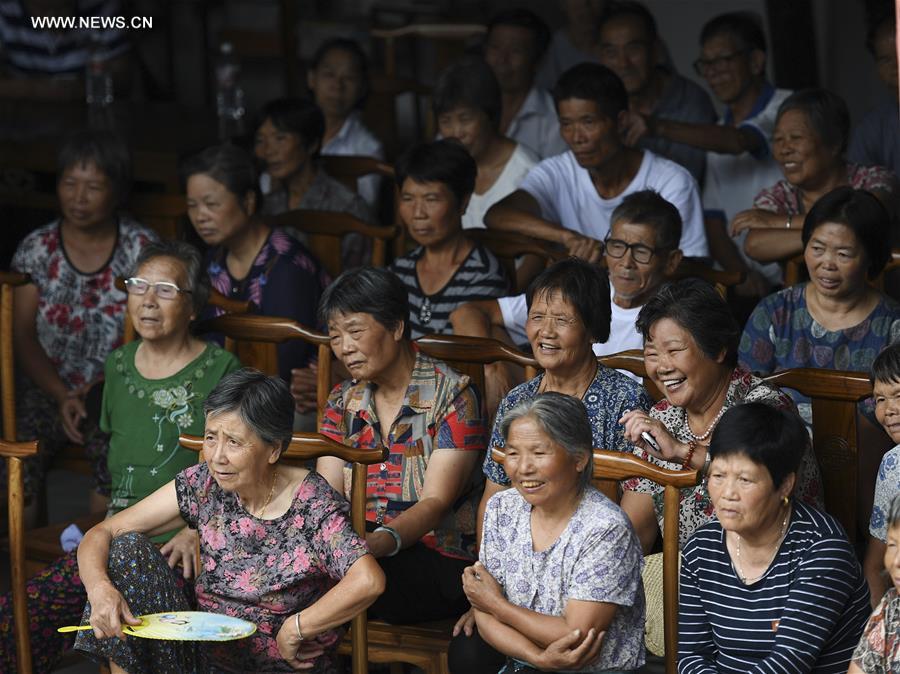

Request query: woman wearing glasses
[
  {"left": 0, "top": 241, "right": 240, "bottom": 673},
  {"left": 11, "top": 130, "right": 157, "bottom": 521}
]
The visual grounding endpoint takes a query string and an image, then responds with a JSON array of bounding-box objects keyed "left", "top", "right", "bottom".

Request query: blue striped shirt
[{"left": 678, "top": 502, "right": 870, "bottom": 673}]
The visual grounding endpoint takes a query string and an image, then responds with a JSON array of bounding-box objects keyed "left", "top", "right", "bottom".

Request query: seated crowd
[{"left": 4, "top": 3, "right": 900, "bottom": 674}]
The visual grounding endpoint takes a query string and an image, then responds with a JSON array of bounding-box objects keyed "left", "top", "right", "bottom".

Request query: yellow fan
[{"left": 59, "top": 611, "right": 257, "bottom": 641}]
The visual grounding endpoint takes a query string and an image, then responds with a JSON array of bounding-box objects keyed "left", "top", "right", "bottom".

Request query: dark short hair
[
  {"left": 801, "top": 186, "right": 892, "bottom": 279},
  {"left": 258, "top": 97, "right": 325, "bottom": 151},
  {"left": 132, "top": 240, "right": 210, "bottom": 314},
  {"left": 889, "top": 493, "right": 900, "bottom": 530},
  {"left": 309, "top": 37, "right": 370, "bottom": 106},
  {"left": 179, "top": 144, "right": 260, "bottom": 211},
  {"left": 203, "top": 369, "right": 294, "bottom": 458},
  {"left": 553, "top": 63, "right": 629, "bottom": 121},
  {"left": 525, "top": 258, "right": 611, "bottom": 344},
  {"left": 57, "top": 129, "right": 132, "bottom": 206},
  {"left": 394, "top": 140, "right": 477, "bottom": 207},
  {"left": 610, "top": 189, "right": 682, "bottom": 251},
  {"left": 776, "top": 88, "right": 850, "bottom": 155},
  {"left": 599, "top": 1, "right": 658, "bottom": 39},
  {"left": 636, "top": 278, "right": 740, "bottom": 367},
  {"left": 433, "top": 58, "right": 502, "bottom": 130},
  {"left": 318, "top": 267, "right": 411, "bottom": 340},
  {"left": 486, "top": 8, "right": 551, "bottom": 60},
  {"left": 708, "top": 403, "right": 807, "bottom": 490},
  {"left": 871, "top": 343, "right": 900, "bottom": 386},
  {"left": 700, "top": 11, "right": 767, "bottom": 52}
]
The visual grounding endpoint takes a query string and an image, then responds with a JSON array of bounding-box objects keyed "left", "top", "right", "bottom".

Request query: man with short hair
[
  {"left": 483, "top": 8, "right": 568, "bottom": 159},
  {"left": 598, "top": 0, "right": 716, "bottom": 184},
  {"left": 484, "top": 63, "right": 707, "bottom": 263}
]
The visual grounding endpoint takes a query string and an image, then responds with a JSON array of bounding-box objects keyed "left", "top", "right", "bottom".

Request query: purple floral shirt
[{"left": 176, "top": 463, "right": 368, "bottom": 673}]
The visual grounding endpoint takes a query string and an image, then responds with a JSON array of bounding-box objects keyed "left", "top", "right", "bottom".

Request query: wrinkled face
[
  {"left": 643, "top": 317, "right": 725, "bottom": 412},
  {"left": 203, "top": 410, "right": 279, "bottom": 493},
  {"left": 57, "top": 160, "right": 117, "bottom": 231},
  {"left": 885, "top": 523, "right": 900, "bottom": 593},
  {"left": 605, "top": 221, "right": 671, "bottom": 306},
  {"left": 254, "top": 118, "right": 311, "bottom": 181},
  {"left": 526, "top": 290, "right": 593, "bottom": 374},
  {"left": 708, "top": 452, "right": 792, "bottom": 537},
  {"left": 598, "top": 14, "right": 654, "bottom": 95},
  {"left": 874, "top": 378, "right": 900, "bottom": 445},
  {"left": 772, "top": 109, "right": 839, "bottom": 190},
  {"left": 503, "top": 415, "right": 587, "bottom": 510},
  {"left": 803, "top": 222, "right": 869, "bottom": 301},
  {"left": 327, "top": 311, "right": 404, "bottom": 382},
  {"left": 398, "top": 178, "right": 463, "bottom": 248},
  {"left": 185, "top": 174, "right": 253, "bottom": 248},
  {"left": 558, "top": 98, "right": 620, "bottom": 170},
  {"left": 698, "top": 33, "right": 758, "bottom": 105},
  {"left": 873, "top": 25, "right": 899, "bottom": 95},
  {"left": 437, "top": 105, "right": 494, "bottom": 160},
  {"left": 128, "top": 256, "right": 195, "bottom": 343},
  {"left": 307, "top": 47, "right": 365, "bottom": 119},
  {"left": 484, "top": 24, "right": 538, "bottom": 93}
]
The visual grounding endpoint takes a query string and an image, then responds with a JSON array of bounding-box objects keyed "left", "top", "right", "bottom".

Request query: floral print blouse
[
  {"left": 851, "top": 588, "right": 900, "bottom": 673},
  {"left": 176, "top": 464, "right": 368, "bottom": 673},
  {"left": 870, "top": 444, "right": 900, "bottom": 542},
  {"left": 622, "top": 367, "right": 823, "bottom": 549}
]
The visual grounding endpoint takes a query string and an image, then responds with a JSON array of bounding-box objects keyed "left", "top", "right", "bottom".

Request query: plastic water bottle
[
  {"left": 215, "top": 42, "right": 245, "bottom": 139},
  {"left": 85, "top": 38, "right": 113, "bottom": 107}
]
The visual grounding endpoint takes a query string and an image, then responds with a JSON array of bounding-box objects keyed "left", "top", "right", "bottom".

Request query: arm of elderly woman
[{"left": 77, "top": 481, "right": 186, "bottom": 640}]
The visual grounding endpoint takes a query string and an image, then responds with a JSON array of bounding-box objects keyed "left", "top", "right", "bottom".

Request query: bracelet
[
  {"left": 374, "top": 525, "right": 402, "bottom": 557},
  {"left": 785, "top": 214, "right": 792, "bottom": 229},
  {"left": 295, "top": 612, "right": 304, "bottom": 641},
  {"left": 682, "top": 440, "right": 697, "bottom": 470},
  {"left": 701, "top": 446, "right": 712, "bottom": 477}
]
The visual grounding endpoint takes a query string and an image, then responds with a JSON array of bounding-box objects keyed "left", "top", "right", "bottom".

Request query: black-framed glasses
[
  {"left": 603, "top": 238, "right": 659, "bottom": 264},
  {"left": 124, "top": 277, "right": 192, "bottom": 300},
  {"left": 692, "top": 49, "right": 749, "bottom": 76}
]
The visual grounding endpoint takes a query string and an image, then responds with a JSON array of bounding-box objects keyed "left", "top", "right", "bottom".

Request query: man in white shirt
[
  {"left": 483, "top": 9, "right": 568, "bottom": 159},
  {"left": 485, "top": 62, "right": 708, "bottom": 262}
]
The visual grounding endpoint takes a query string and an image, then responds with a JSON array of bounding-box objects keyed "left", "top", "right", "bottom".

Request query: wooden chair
[
  {"left": 1, "top": 272, "right": 29, "bottom": 443},
  {"left": 467, "top": 230, "right": 567, "bottom": 294},
  {"left": 319, "top": 155, "right": 395, "bottom": 193},
  {"left": 762, "top": 368, "right": 873, "bottom": 544},
  {"left": 179, "top": 432, "right": 386, "bottom": 674},
  {"left": 2, "top": 438, "right": 39, "bottom": 673},
  {"left": 264, "top": 210, "right": 399, "bottom": 278},
  {"left": 492, "top": 446, "right": 699, "bottom": 674},
  {"left": 670, "top": 260, "right": 745, "bottom": 298},
  {"left": 371, "top": 24, "right": 487, "bottom": 78},
  {"left": 364, "top": 74, "right": 433, "bottom": 160},
  {"left": 416, "top": 334, "right": 540, "bottom": 393}
]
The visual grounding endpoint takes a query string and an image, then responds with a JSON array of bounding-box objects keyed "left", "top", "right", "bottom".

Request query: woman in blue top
[{"left": 679, "top": 403, "right": 870, "bottom": 673}]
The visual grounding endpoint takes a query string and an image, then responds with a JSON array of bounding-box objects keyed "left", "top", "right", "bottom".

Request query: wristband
[
  {"left": 374, "top": 525, "right": 402, "bottom": 557},
  {"left": 295, "top": 612, "right": 304, "bottom": 641},
  {"left": 682, "top": 440, "right": 697, "bottom": 470},
  {"left": 702, "top": 447, "right": 712, "bottom": 477}
]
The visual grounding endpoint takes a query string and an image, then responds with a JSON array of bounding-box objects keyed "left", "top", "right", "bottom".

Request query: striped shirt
[
  {"left": 679, "top": 502, "right": 870, "bottom": 674},
  {"left": 389, "top": 241, "right": 508, "bottom": 339},
  {"left": 0, "top": 0, "right": 130, "bottom": 77}
]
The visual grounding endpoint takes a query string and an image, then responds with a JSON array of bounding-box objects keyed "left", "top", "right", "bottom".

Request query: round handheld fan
[{"left": 59, "top": 611, "right": 257, "bottom": 641}]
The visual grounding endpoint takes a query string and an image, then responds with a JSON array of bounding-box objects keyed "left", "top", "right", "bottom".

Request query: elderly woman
[
  {"left": 11, "top": 129, "right": 157, "bottom": 518},
  {"left": 434, "top": 58, "right": 538, "bottom": 230},
  {"left": 739, "top": 187, "right": 900, "bottom": 429},
  {"left": 74, "top": 369, "right": 385, "bottom": 673},
  {"left": 316, "top": 267, "right": 487, "bottom": 624},
  {"left": 850, "top": 494, "right": 900, "bottom": 673},
  {"left": 306, "top": 37, "right": 384, "bottom": 208},
  {"left": 465, "top": 393, "right": 645, "bottom": 673},
  {"left": 732, "top": 88, "right": 898, "bottom": 267},
  {"left": 619, "top": 278, "right": 822, "bottom": 552},
  {"left": 389, "top": 140, "right": 509, "bottom": 338},
  {"left": 0, "top": 241, "right": 241, "bottom": 673},
  {"left": 182, "top": 143, "right": 329, "bottom": 422},
  {"left": 679, "top": 403, "right": 869, "bottom": 673}
]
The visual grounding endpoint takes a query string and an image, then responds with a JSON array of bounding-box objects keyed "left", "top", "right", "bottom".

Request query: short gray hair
[
  {"left": 889, "top": 494, "right": 900, "bottom": 531},
  {"left": 499, "top": 392, "right": 593, "bottom": 490},
  {"left": 203, "top": 369, "right": 294, "bottom": 458},
  {"left": 132, "top": 240, "right": 209, "bottom": 314}
]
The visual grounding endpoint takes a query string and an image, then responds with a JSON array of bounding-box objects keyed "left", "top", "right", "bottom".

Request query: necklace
[
  {"left": 683, "top": 403, "right": 726, "bottom": 442},
  {"left": 734, "top": 507, "right": 790, "bottom": 584},
  {"left": 248, "top": 467, "right": 279, "bottom": 520}
]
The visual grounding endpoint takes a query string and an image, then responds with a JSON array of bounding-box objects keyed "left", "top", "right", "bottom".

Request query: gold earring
[{"left": 782, "top": 495, "right": 789, "bottom": 507}]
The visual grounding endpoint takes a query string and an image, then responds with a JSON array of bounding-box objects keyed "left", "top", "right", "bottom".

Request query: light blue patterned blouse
[{"left": 871, "top": 444, "right": 900, "bottom": 541}]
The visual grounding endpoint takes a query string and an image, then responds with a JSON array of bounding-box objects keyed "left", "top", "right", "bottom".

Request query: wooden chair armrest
[{"left": 179, "top": 433, "right": 387, "bottom": 465}]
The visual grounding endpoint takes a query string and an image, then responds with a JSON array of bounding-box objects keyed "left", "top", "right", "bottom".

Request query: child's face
[
  {"left": 884, "top": 523, "right": 900, "bottom": 592},
  {"left": 874, "top": 379, "right": 900, "bottom": 444}
]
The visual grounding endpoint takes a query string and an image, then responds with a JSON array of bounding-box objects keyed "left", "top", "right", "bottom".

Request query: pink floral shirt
[{"left": 176, "top": 463, "right": 368, "bottom": 673}]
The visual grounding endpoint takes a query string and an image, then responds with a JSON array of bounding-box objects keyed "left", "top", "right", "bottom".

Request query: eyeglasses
[
  {"left": 527, "top": 313, "right": 580, "bottom": 330},
  {"left": 603, "top": 238, "right": 660, "bottom": 264},
  {"left": 124, "top": 277, "right": 192, "bottom": 300},
  {"left": 692, "top": 49, "right": 749, "bottom": 76}
]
